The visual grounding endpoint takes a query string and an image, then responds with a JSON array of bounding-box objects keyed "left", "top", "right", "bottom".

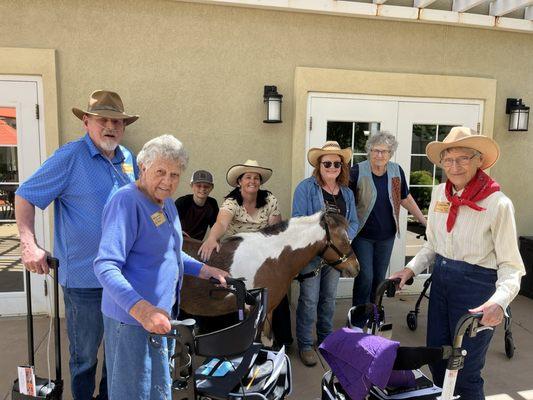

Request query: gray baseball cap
[{"left": 191, "top": 170, "right": 214, "bottom": 185}]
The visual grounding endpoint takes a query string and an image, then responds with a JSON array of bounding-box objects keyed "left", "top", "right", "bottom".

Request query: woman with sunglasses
[
  {"left": 292, "top": 141, "right": 359, "bottom": 367},
  {"left": 349, "top": 131, "right": 426, "bottom": 327}
]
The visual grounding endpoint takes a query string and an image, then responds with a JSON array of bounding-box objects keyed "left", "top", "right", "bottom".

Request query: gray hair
[
  {"left": 365, "top": 131, "right": 398, "bottom": 156},
  {"left": 137, "top": 134, "right": 189, "bottom": 170},
  {"left": 440, "top": 146, "right": 481, "bottom": 160}
]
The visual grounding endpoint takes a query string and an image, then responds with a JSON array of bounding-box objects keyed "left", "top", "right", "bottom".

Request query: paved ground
[{"left": 1, "top": 294, "right": 532, "bottom": 400}]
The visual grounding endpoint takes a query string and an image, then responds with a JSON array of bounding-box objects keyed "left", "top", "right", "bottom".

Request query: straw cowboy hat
[
  {"left": 425, "top": 126, "right": 500, "bottom": 170},
  {"left": 72, "top": 90, "right": 139, "bottom": 125},
  {"left": 226, "top": 160, "right": 273, "bottom": 187},
  {"left": 307, "top": 141, "right": 352, "bottom": 167}
]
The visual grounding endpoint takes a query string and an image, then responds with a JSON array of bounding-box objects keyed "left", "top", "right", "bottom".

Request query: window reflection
[{"left": 326, "top": 121, "right": 381, "bottom": 168}]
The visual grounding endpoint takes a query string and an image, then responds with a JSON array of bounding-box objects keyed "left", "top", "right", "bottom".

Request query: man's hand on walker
[
  {"left": 388, "top": 268, "right": 415, "bottom": 289},
  {"left": 469, "top": 301, "right": 504, "bottom": 327}
]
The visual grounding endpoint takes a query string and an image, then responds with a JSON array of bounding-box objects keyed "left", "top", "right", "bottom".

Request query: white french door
[
  {"left": 307, "top": 93, "right": 482, "bottom": 296},
  {"left": 0, "top": 78, "right": 49, "bottom": 315}
]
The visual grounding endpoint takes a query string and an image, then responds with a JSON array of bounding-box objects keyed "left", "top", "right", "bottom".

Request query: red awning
[
  {"left": 0, "top": 108, "right": 16, "bottom": 119},
  {"left": 0, "top": 120, "right": 17, "bottom": 145}
]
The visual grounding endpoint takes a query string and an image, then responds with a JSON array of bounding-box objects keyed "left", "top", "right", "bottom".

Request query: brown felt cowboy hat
[
  {"left": 72, "top": 90, "right": 139, "bottom": 125},
  {"left": 226, "top": 160, "right": 273, "bottom": 187},
  {"left": 425, "top": 126, "right": 500, "bottom": 170},
  {"left": 307, "top": 141, "right": 352, "bottom": 168}
]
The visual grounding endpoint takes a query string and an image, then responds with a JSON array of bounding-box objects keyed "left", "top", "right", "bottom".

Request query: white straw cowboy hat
[
  {"left": 425, "top": 126, "right": 500, "bottom": 170},
  {"left": 226, "top": 160, "right": 273, "bottom": 187},
  {"left": 307, "top": 141, "right": 352, "bottom": 167},
  {"left": 72, "top": 90, "right": 139, "bottom": 125}
]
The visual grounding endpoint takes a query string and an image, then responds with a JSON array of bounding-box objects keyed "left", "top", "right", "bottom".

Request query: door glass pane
[
  {"left": 326, "top": 121, "right": 381, "bottom": 168},
  {"left": 326, "top": 121, "right": 352, "bottom": 149},
  {"left": 411, "top": 125, "right": 436, "bottom": 154},
  {"left": 0, "top": 107, "right": 23, "bottom": 292}
]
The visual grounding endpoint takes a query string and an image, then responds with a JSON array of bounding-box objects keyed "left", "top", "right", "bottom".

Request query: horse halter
[{"left": 318, "top": 216, "right": 354, "bottom": 269}]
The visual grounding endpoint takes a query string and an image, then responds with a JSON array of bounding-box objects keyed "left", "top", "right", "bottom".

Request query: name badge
[
  {"left": 122, "top": 163, "right": 134, "bottom": 174},
  {"left": 434, "top": 201, "right": 450, "bottom": 213},
  {"left": 151, "top": 211, "right": 166, "bottom": 227}
]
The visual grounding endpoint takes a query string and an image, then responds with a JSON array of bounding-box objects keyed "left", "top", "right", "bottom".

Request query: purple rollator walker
[{"left": 321, "top": 278, "right": 492, "bottom": 400}]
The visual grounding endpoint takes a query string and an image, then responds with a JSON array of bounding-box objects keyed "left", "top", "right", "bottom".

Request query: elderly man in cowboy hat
[
  {"left": 391, "top": 127, "right": 525, "bottom": 399},
  {"left": 15, "top": 90, "right": 139, "bottom": 400}
]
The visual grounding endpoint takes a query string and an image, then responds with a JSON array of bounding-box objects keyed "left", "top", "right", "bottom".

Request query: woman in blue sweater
[
  {"left": 94, "top": 135, "right": 227, "bottom": 399},
  {"left": 292, "top": 141, "right": 359, "bottom": 367}
]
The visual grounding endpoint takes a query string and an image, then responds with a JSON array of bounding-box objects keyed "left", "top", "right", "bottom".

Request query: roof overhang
[{"left": 174, "top": 0, "right": 533, "bottom": 34}]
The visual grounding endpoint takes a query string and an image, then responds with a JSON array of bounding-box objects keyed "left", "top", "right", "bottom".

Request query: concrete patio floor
[{"left": 1, "top": 293, "right": 532, "bottom": 400}]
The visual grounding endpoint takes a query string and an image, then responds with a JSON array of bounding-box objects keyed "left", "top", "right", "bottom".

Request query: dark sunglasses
[{"left": 321, "top": 161, "right": 343, "bottom": 169}]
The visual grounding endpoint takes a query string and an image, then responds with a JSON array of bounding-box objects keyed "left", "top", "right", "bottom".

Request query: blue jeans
[
  {"left": 104, "top": 316, "right": 172, "bottom": 399},
  {"left": 296, "top": 259, "right": 340, "bottom": 350},
  {"left": 351, "top": 236, "right": 395, "bottom": 319},
  {"left": 63, "top": 287, "right": 107, "bottom": 400},
  {"left": 428, "top": 255, "right": 496, "bottom": 400}
]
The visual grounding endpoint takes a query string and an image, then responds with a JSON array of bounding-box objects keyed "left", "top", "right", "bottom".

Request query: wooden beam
[
  {"left": 489, "top": 0, "right": 533, "bottom": 17},
  {"left": 452, "top": 0, "right": 489, "bottom": 13},
  {"left": 414, "top": 0, "right": 437, "bottom": 7},
  {"left": 496, "top": 16, "right": 533, "bottom": 31},
  {"left": 377, "top": 4, "right": 419, "bottom": 19},
  {"left": 373, "top": 0, "right": 388, "bottom": 4}
]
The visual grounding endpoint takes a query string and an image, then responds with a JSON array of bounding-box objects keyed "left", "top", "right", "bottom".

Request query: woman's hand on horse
[
  {"left": 388, "top": 268, "right": 415, "bottom": 289},
  {"left": 199, "top": 264, "right": 229, "bottom": 286},
  {"left": 129, "top": 299, "right": 171, "bottom": 334},
  {"left": 198, "top": 238, "right": 220, "bottom": 262}
]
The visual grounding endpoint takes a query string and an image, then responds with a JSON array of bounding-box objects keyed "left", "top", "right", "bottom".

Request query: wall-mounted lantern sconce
[
  {"left": 506, "top": 98, "right": 529, "bottom": 132},
  {"left": 263, "top": 86, "right": 283, "bottom": 123}
]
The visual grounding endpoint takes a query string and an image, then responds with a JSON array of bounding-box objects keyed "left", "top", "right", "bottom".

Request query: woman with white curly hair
[{"left": 94, "top": 134, "right": 228, "bottom": 399}]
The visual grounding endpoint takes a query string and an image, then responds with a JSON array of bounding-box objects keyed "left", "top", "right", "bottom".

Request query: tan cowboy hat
[
  {"left": 307, "top": 141, "right": 352, "bottom": 167},
  {"left": 72, "top": 90, "right": 139, "bottom": 125},
  {"left": 226, "top": 160, "right": 273, "bottom": 187},
  {"left": 425, "top": 126, "right": 500, "bottom": 170}
]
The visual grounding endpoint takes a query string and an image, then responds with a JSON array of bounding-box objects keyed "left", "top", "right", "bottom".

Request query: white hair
[
  {"left": 365, "top": 131, "right": 398, "bottom": 156},
  {"left": 137, "top": 134, "right": 188, "bottom": 170}
]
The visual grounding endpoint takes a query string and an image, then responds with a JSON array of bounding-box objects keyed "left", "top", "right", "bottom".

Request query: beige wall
[{"left": 1, "top": 0, "right": 532, "bottom": 234}]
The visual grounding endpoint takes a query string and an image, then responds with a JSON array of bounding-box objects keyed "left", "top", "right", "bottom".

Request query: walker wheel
[
  {"left": 406, "top": 311, "right": 417, "bottom": 331},
  {"left": 505, "top": 331, "right": 515, "bottom": 359}
]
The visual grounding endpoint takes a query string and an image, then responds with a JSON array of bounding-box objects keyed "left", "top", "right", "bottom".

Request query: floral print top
[{"left": 221, "top": 192, "right": 281, "bottom": 237}]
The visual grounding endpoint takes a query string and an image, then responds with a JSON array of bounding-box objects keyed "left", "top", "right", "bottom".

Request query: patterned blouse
[{"left": 221, "top": 192, "right": 281, "bottom": 237}]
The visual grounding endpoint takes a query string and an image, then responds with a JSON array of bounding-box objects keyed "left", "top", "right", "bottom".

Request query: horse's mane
[{"left": 223, "top": 211, "right": 348, "bottom": 243}]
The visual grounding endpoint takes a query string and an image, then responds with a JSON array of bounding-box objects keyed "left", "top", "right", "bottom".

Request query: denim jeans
[
  {"left": 63, "top": 287, "right": 107, "bottom": 400},
  {"left": 104, "top": 316, "right": 172, "bottom": 399},
  {"left": 428, "top": 255, "right": 496, "bottom": 400},
  {"left": 296, "top": 258, "right": 340, "bottom": 351},
  {"left": 351, "top": 235, "right": 395, "bottom": 318}
]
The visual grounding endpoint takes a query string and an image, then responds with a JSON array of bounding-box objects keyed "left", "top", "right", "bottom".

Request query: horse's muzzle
[{"left": 340, "top": 255, "right": 360, "bottom": 278}]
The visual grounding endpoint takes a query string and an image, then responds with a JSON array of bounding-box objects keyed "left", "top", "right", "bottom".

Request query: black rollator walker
[
  {"left": 321, "top": 278, "right": 493, "bottom": 400},
  {"left": 406, "top": 274, "right": 515, "bottom": 359},
  {"left": 153, "top": 278, "right": 292, "bottom": 400}
]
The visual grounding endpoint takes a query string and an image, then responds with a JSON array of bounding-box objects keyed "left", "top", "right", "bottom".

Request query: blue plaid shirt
[{"left": 16, "top": 134, "right": 138, "bottom": 288}]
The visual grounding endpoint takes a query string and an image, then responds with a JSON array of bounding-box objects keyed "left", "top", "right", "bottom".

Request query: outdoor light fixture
[
  {"left": 263, "top": 85, "right": 283, "bottom": 123},
  {"left": 506, "top": 98, "right": 529, "bottom": 132}
]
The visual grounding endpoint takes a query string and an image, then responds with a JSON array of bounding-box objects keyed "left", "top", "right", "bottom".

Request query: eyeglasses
[
  {"left": 440, "top": 154, "right": 478, "bottom": 167},
  {"left": 370, "top": 149, "right": 391, "bottom": 156},
  {"left": 321, "top": 161, "right": 343, "bottom": 169}
]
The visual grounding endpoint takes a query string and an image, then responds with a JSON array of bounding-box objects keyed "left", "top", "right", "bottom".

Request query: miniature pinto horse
[{"left": 180, "top": 211, "right": 359, "bottom": 320}]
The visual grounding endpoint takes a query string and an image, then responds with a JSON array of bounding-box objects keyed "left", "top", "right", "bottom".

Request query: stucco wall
[{"left": 1, "top": 0, "right": 532, "bottom": 234}]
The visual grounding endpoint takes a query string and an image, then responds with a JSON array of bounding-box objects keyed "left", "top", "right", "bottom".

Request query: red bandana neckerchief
[{"left": 444, "top": 169, "right": 500, "bottom": 232}]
